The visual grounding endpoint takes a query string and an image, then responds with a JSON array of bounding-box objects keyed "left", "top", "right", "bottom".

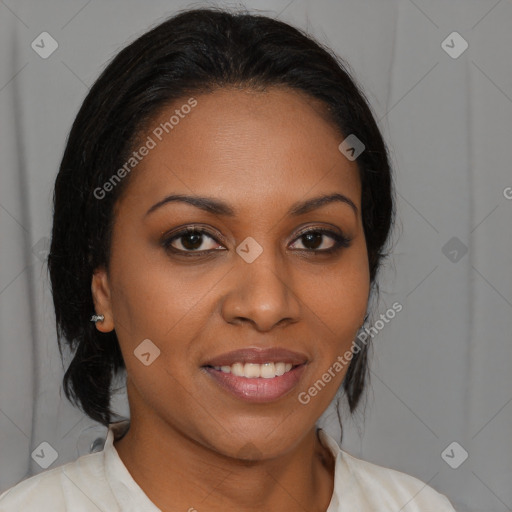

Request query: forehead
[{"left": 118, "top": 86, "right": 361, "bottom": 214}]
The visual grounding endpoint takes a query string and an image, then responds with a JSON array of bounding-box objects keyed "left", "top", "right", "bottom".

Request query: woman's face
[{"left": 92, "top": 86, "right": 370, "bottom": 458}]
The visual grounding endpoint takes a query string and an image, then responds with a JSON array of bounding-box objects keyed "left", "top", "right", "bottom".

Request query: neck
[{"left": 114, "top": 413, "right": 335, "bottom": 512}]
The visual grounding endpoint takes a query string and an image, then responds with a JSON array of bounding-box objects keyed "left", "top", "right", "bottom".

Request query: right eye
[{"left": 162, "top": 227, "right": 225, "bottom": 255}]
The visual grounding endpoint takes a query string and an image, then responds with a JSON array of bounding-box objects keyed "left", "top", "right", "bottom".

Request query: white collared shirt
[{"left": 0, "top": 420, "right": 456, "bottom": 511}]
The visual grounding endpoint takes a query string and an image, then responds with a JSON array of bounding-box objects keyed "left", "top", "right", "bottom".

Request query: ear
[{"left": 91, "top": 266, "right": 115, "bottom": 332}]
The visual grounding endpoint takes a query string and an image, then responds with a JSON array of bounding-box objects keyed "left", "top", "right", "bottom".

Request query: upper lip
[{"left": 203, "top": 347, "right": 308, "bottom": 367}]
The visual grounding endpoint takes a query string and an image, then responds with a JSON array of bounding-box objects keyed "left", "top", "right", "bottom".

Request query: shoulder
[
  {"left": 338, "top": 449, "right": 456, "bottom": 510},
  {"left": 0, "top": 452, "right": 115, "bottom": 511},
  {"left": 318, "top": 429, "right": 456, "bottom": 511}
]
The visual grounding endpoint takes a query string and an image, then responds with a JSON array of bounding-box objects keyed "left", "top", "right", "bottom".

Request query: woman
[{"left": 0, "top": 7, "right": 456, "bottom": 511}]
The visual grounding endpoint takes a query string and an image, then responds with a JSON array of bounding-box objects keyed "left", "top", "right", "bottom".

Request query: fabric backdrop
[{"left": 1, "top": 1, "right": 511, "bottom": 511}]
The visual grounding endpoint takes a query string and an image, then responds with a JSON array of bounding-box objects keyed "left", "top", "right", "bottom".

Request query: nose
[{"left": 221, "top": 246, "right": 301, "bottom": 332}]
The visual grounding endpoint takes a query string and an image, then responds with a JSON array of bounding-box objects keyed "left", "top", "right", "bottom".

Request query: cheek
[
  {"left": 324, "top": 265, "right": 369, "bottom": 331},
  {"left": 109, "top": 262, "right": 204, "bottom": 343},
  {"left": 108, "top": 244, "right": 226, "bottom": 375},
  {"left": 108, "top": 264, "right": 209, "bottom": 407},
  {"left": 303, "top": 247, "right": 370, "bottom": 345}
]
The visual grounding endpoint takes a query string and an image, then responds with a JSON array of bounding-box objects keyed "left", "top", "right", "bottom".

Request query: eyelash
[{"left": 161, "top": 225, "right": 352, "bottom": 257}]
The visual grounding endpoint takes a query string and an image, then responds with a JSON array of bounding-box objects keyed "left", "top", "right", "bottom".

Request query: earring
[{"left": 90, "top": 314, "right": 105, "bottom": 323}]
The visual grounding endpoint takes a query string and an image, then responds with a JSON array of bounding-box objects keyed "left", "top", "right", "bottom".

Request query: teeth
[
  {"left": 212, "top": 362, "right": 294, "bottom": 378},
  {"left": 260, "top": 362, "right": 275, "bottom": 379},
  {"left": 275, "top": 362, "right": 286, "bottom": 376},
  {"left": 231, "top": 363, "right": 244, "bottom": 377}
]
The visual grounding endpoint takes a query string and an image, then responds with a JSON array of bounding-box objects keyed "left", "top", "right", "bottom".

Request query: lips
[
  {"left": 201, "top": 347, "right": 309, "bottom": 403},
  {"left": 202, "top": 347, "right": 308, "bottom": 367}
]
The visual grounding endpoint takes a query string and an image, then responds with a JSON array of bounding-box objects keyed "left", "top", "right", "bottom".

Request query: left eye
[{"left": 290, "top": 229, "right": 341, "bottom": 251}]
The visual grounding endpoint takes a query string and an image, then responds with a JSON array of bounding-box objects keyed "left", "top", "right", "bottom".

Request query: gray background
[{"left": 1, "top": 1, "right": 511, "bottom": 511}]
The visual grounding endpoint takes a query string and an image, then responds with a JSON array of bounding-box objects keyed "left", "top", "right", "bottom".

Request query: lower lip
[{"left": 203, "top": 364, "right": 307, "bottom": 403}]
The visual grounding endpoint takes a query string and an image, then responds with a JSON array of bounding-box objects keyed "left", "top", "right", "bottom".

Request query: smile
[
  {"left": 203, "top": 362, "right": 307, "bottom": 403},
  {"left": 211, "top": 362, "right": 294, "bottom": 379}
]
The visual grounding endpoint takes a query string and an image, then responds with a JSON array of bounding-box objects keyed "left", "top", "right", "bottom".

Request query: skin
[{"left": 91, "top": 86, "right": 370, "bottom": 512}]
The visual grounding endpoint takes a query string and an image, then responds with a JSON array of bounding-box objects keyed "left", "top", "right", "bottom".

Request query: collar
[{"left": 103, "top": 420, "right": 161, "bottom": 511}]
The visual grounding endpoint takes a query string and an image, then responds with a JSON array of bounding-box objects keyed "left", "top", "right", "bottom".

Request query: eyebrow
[{"left": 145, "top": 192, "right": 358, "bottom": 218}]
